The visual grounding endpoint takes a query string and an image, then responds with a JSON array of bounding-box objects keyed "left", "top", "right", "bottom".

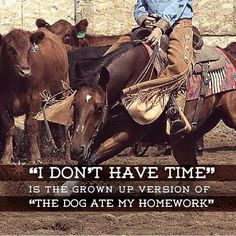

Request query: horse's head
[{"left": 70, "top": 66, "right": 110, "bottom": 164}]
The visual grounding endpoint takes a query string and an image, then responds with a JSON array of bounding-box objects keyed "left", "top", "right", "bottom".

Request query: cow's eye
[
  {"left": 64, "top": 34, "right": 71, "bottom": 42},
  {"left": 7, "top": 46, "right": 16, "bottom": 55}
]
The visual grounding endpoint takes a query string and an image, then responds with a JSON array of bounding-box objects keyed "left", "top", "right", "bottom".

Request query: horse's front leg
[
  {"left": 25, "top": 96, "right": 41, "bottom": 164},
  {"left": 88, "top": 125, "right": 146, "bottom": 165},
  {"left": 48, "top": 123, "right": 71, "bottom": 161},
  {"left": 0, "top": 111, "right": 15, "bottom": 164},
  {"left": 170, "top": 136, "right": 198, "bottom": 166},
  {"left": 195, "top": 136, "right": 204, "bottom": 156}
]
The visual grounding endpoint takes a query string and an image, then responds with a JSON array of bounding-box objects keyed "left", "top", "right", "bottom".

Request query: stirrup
[{"left": 167, "top": 110, "right": 191, "bottom": 137}]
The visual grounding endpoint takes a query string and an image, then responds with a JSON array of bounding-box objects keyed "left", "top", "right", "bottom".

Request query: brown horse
[
  {"left": 56, "top": 41, "right": 236, "bottom": 166},
  {"left": 224, "top": 42, "right": 236, "bottom": 59},
  {"left": 36, "top": 18, "right": 127, "bottom": 47},
  {"left": 0, "top": 28, "right": 69, "bottom": 164}
]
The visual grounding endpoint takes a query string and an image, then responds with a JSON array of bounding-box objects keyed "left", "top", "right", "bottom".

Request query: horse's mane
[
  {"left": 73, "top": 42, "right": 136, "bottom": 89},
  {"left": 68, "top": 45, "right": 111, "bottom": 63},
  {"left": 86, "top": 34, "right": 122, "bottom": 39}
]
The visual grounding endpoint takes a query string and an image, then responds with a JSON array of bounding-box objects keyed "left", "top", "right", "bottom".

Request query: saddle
[
  {"left": 190, "top": 46, "right": 227, "bottom": 130},
  {"left": 193, "top": 45, "right": 226, "bottom": 73},
  {"left": 132, "top": 27, "right": 226, "bottom": 78},
  {"left": 124, "top": 27, "right": 228, "bottom": 127},
  {"left": 131, "top": 27, "right": 226, "bottom": 72}
]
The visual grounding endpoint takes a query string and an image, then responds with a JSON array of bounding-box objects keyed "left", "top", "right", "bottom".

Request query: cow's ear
[
  {"left": 30, "top": 31, "right": 45, "bottom": 45},
  {"left": 75, "top": 19, "right": 89, "bottom": 33},
  {"left": 0, "top": 34, "right": 3, "bottom": 47},
  {"left": 98, "top": 67, "right": 110, "bottom": 90},
  {"left": 35, "top": 18, "right": 49, "bottom": 28}
]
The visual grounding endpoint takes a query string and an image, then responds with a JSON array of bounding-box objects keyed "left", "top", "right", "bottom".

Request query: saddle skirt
[{"left": 187, "top": 47, "right": 236, "bottom": 101}]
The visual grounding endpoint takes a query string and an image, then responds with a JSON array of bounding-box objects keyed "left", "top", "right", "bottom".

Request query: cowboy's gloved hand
[
  {"left": 143, "top": 16, "right": 156, "bottom": 28},
  {"left": 145, "top": 27, "right": 162, "bottom": 47}
]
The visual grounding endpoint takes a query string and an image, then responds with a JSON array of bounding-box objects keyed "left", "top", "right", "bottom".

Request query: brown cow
[
  {"left": 35, "top": 18, "right": 127, "bottom": 47},
  {"left": 0, "top": 28, "right": 69, "bottom": 164}
]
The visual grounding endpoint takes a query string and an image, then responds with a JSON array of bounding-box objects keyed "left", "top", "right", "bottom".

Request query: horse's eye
[{"left": 96, "top": 106, "right": 103, "bottom": 115}]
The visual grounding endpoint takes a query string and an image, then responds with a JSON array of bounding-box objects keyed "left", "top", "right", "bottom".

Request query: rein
[
  {"left": 95, "top": 42, "right": 163, "bottom": 143},
  {"left": 110, "top": 41, "right": 162, "bottom": 112},
  {"left": 73, "top": 89, "right": 109, "bottom": 159},
  {"left": 133, "top": 42, "right": 160, "bottom": 85}
]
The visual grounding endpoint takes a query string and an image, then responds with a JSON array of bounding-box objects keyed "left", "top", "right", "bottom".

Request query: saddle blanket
[{"left": 186, "top": 49, "right": 236, "bottom": 101}]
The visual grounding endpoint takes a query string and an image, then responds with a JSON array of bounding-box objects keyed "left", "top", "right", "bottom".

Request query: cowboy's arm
[
  {"left": 156, "top": 0, "right": 190, "bottom": 32},
  {"left": 134, "top": 0, "right": 149, "bottom": 26},
  {"left": 146, "top": 0, "right": 190, "bottom": 46}
]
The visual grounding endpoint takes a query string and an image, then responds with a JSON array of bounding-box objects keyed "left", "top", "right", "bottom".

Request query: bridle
[{"left": 69, "top": 87, "right": 109, "bottom": 159}]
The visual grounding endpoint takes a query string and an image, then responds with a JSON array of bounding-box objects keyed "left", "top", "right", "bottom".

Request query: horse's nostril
[
  {"left": 80, "top": 145, "right": 85, "bottom": 152},
  {"left": 71, "top": 145, "right": 88, "bottom": 162},
  {"left": 71, "top": 146, "right": 84, "bottom": 156}
]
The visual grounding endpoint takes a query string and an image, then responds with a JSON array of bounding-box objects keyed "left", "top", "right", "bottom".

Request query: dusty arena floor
[{"left": 0, "top": 122, "right": 235, "bottom": 235}]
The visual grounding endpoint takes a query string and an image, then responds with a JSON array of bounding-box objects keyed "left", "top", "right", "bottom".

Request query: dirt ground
[{"left": 0, "top": 121, "right": 235, "bottom": 235}]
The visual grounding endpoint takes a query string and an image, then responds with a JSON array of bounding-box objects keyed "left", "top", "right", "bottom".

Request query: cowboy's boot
[{"left": 166, "top": 90, "right": 191, "bottom": 137}]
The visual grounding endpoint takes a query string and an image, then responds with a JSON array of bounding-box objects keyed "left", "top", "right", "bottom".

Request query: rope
[
  {"left": 40, "top": 86, "right": 75, "bottom": 152},
  {"left": 122, "top": 61, "right": 190, "bottom": 109}
]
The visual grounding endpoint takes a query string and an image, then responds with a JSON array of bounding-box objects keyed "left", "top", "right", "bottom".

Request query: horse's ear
[
  {"left": 36, "top": 18, "right": 50, "bottom": 28},
  {"left": 75, "top": 19, "right": 89, "bottom": 33},
  {"left": 98, "top": 67, "right": 110, "bottom": 90}
]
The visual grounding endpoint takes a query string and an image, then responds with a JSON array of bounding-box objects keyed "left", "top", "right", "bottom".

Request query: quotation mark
[
  {"left": 29, "top": 199, "right": 36, "bottom": 205},
  {"left": 206, "top": 167, "right": 215, "bottom": 175},
  {"left": 208, "top": 199, "right": 214, "bottom": 205},
  {"left": 29, "top": 167, "right": 43, "bottom": 179}
]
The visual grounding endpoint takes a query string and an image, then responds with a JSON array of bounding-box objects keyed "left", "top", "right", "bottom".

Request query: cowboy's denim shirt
[{"left": 134, "top": 0, "right": 193, "bottom": 27}]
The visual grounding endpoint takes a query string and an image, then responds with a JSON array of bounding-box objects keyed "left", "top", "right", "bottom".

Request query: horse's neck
[
  {"left": 69, "top": 46, "right": 111, "bottom": 63},
  {"left": 224, "top": 42, "right": 236, "bottom": 59},
  {"left": 106, "top": 45, "right": 150, "bottom": 104},
  {"left": 86, "top": 34, "right": 121, "bottom": 46},
  {"left": 223, "top": 49, "right": 236, "bottom": 67}
]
